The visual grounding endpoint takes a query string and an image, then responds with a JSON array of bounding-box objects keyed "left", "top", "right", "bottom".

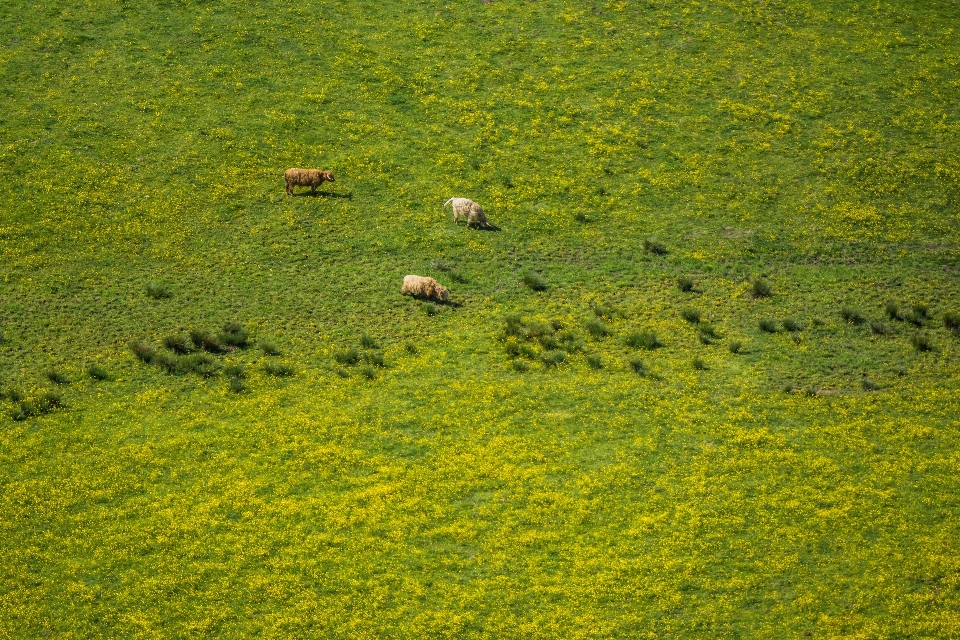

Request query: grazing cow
[
  {"left": 285, "top": 168, "right": 335, "bottom": 195},
  {"left": 443, "top": 197, "right": 491, "bottom": 228},
  {"left": 401, "top": 275, "right": 450, "bottom": 302}
]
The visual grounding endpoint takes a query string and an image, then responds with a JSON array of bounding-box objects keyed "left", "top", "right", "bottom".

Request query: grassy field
[{"left": 2, "top": 0, "right": 960, "bottom": 636}]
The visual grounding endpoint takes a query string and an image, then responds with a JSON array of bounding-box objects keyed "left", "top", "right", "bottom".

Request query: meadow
[{"left": 1, "top": 0, "right": 960, "bottom": 636}]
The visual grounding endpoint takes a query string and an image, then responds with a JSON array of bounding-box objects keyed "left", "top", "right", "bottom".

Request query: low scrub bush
[
  {"left": 12, "top": 400, "right": 39, "bottom": 421},
  {"left": 573, "top": 211, "right": 589, "bottom": 224},
  {"left": 360, "top": 335, "right": 380, "bottom": 349},
  {"left": 182, "top": 353, "right": 219, "bottom": 377},
  {"left": 154, "top": 352, "right": 180, "bottom": 374},
  {"left": 885, "top": 301, "right": 903, "bottom": 321},
  {"left": 728, "top": 341, "right": 743, "bottom": 354},
  {"left": 782, "top": 318, "right": 801, "bottom": 333},
  {"left": 912, "top": 304, "right": 930, "bottom": 320},
  {"left": 224, "top": 364, "right": 247, "bottom": 380},
  {"left": 422, "top": 302, "right": 439, "bottom": 316},
  {"left": 38, "top": 391, "right": 64, "bottom": 413},
  {"left": 585, "top": 353, "right": 603, "bottom": 369},
  {"left": 751, "top": 278, "right": 773, "bottom": 298},
  {"left": 190, "top": 330, "right": 223, "bottom": 353},
  {"left": 512, "top": 360, "right": 529, "bottom": 373},
  {"left": 336, "top": 368, "right": 350, "bottom": 378},
  {"left": 680, "top": 308, "right": 701, "bottom": 324},
  {"left": 163, "top": 334, "right": 193, "bottom": 354},
  {"left": 87, "top": 364, "right": 110, "bottom": 381},
  {"left": 404, "top": 342, "right": 419, "bottom": 354},
  {"left": 591, "top": 303, "right": 618, "bottom": 319},
  {"left": 678, "top": 276, "right": 695, "bottom": 293},
  {"left": 359, "top": 365, "right": 376, "bottom": 380},
  {"left": 585, "top": 319, "right": 610, "bottom": 338},
  {"left": 945, "top": 311, "right": 960, "bottom": 335},
  {"left": 692, "top": 357, "right": 707, "bottom": 370},
  {"left": 503, "top": 314, "right": 525, "bottom": 338},
  {"left": 334, "top": 348, "right": 360, "bottom": 365},
  {"left": 259, "top": 341, "right": 281, "bottom": 356},
  {"left": 840, "top": 307, "right": 866, "bottom": 325},
  {"left": 541, "top": 350, "right": 567, "bottom": 368},
  {"left": 47, "top": 370, "right": 70, "bottom": 385},
  {"left": 264, "top": 362, "right": 295, "bottom": 377},
  {"left": 131, "top": 341, "right": 156, "bottom": 363},
  {"left": 911, "top": 333, "right": 933, "bottom": 352},
  {"left": 431, "top": 259, "right": 453, "bottom": 272},
  {"left": 643, "top": 238, "right": 667, "bottom": 255},
  {"left": 626, "top": 330, "right": 662, "bottom": 350},
  {"left": 219, "top": 322, "right": 249, "bottom": 348},
  {"left": 861, "top": 378, "right": 881, "bottom": 391},
  {"left": 521, "top": 271, "right": 548, "bottom": 292},
  {"left": 628, "top": 357, "right": 646, "bottom": 374},
  {"left": 698, "top": 331, "right": 714, "bottom": 346},
  {"left": 229, "top": 377, "right": 246, "bottom": 394},
  {"left": 870, "top": 321, "right": 891, "bottom": 336},
  {"left": 4, "top": 388, "right": 24, "bottom": 402},
  {"left": 365, "top": 351, "right": 386, "bottom": 368},
  {"left": 759, "top": 318, "right": 778, "bottom": 333},
  {"left": 145, "top": 281, "right": 171, "bottom": 299}
]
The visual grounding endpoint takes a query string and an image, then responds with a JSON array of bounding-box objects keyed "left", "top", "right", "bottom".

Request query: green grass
[{"left": 1, "top": 0, "right": 960, "bottom": 636}]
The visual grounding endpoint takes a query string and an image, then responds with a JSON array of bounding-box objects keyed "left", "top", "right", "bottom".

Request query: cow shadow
[
  {"left": 458, "top": 223, "right": 502, "bottom": 232},
  {"left": 294, "top": 190, "right": 353, "bottom": 199}
]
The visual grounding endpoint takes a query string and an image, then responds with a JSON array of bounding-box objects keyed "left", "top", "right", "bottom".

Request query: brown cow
[
  {"left": 401, "top": 275, "right": 450, "bottom": 302},
  {"left": 285, "top": 168, "right": 335, "bottom": 195}
]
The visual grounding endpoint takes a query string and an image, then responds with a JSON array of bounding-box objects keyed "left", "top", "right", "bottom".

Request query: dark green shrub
[
  {"left": 224, "top": 364, "right": 247, "bottom": 380},
  {"left": 521, "top": 271, "right": 548, "bottom": 292},
  {"left": 336, "top": 368, "right": 350, "bottom": 378},
  {"left": 229, "top": 377, "right": 247, "bottom": 394},
  {"left": 264, "top": 362, "right": 295, "bottom": 377},
  {"left": 525, "top": 321, "right": 551, "bottom": 340},
  {"left": 154, "top": 352, "right": 180, "bottom": 374},
  {"left": 38, "top": 391, "right": 64, "bottom": 413},
  {"left": 88, "top": 364, "right": 110, "bottom": 381},
  {"left": 512, "top": 360, "right": 529, "bottom": 373},
  {"left": 678, "top": 276, "right": 695, "bottom": 293},
  {"left": 573, "top": 211, "right": 589, "bottom": 223},
  {"left": 692, "top": 357, "right": 707, "bottom": 370},
  {"left": 47, "top": 370, "right": 70, "bottom": 385},
  {"left": 365, "top": 351, "right": 386, "bottom": 368},
  {"left": 585, "top": 354, "right": 603, "bottom": 369},
  {"left": 912, "top": 304, "right": 930, "bottom": 320},
  {"left": 0, "top": 330, "right": 9, "bottom": 345},
  {"left": 190, "top": 330, "right": 223, "bottom": 353},
  {"left": 698, "top": 331, "right": 713, "bottom": 346},
  {"left": 803, "top": 386, "right": 819, "bottom": 397},
  {"left": 905, "top": 311, "right": 925, "bottom": 327},
  {"left": 728, "top": 341, "right": 743, "bottom": 354},
  {"left": 260, "top": 341, "right": 281, "bottom": 356},
  {"left": 885, "top": 301, "right": 903, "bottom": 321},
  {"left": 840, "top": 307, "right": 866, "bottom": 325},
  {"left": 518, "top": 344, "right": 537, "bottom": 359},
  {"left": 131, "top": 341, "right": 156, "bottom": 363},
  {"left": 585, "top": 319, "right": 610, "bottom": 338},
  {"left": 699, "top": 324, "right": 719, "bottom": 338},
  {"left": 811, "top": 317, "right": 825, "bottom": 327},
  {"left": 911, "top": 333, "right": 933, "bottom": 353},
  {"left": 861, "top": 378, "right": 880, "bottom": 391},
  {"left": 751, "top": 278, "right": 773, "bottom": 298},
  {"left": 503, "top": 314, "right": 525, "bottom": 338},
  {"left": 782, "top": 384, "right": 796, "bottom": 393},
  {"left": 550, "top": 319, "right": 564, "bottom": 332},
  {"left": 5, "top": 388, "right": 24, "bottom": 402},
  {"left": 944, "top": 311, "right": 960, "bottom": 334},
  {"left": 782, "top": 318, "right": 801, "bottom": 333},
  {"left": 538, "top": 334, "right": 560, "bottom": 350},
  {"left": 591, "top": 303, "right": 618, "bottom": 319},
  {"left": 759, "top": 318, "right": 778, "bottom": 333},
  {"left": 422, "top": 302, "right": 439, "bottom": 316},
  {"left": 626, "top": 330, "right": 662, "bottom": 350},
  {"left": 643, "top": 238, "right": 667, "bottom": 255},
  {"left": 163, "top": 334, "right": 193, "bottom": 354},
  {"left": 146, "top": 281, "right": 171, "bottom": 299},
  {"left": 680, "top": 308, "right": 701, "bottom": 324},
  {"left": 404, "top": 342, "right": 419, "bottom": 354},
  {"left": 219, "top": 322, "right": 249, "bottom": 348},
  {"left": 541, "top": 350, "right": 567, "bottom": 368},
  {"left": 181, "top": 353, "right": 217, "bottom": 375},
  {"left": 628, "top": 357, "right": 646, "bottom": 374},
  {"left": 504, "top": 340, "right": 522, "bottom": 357},
  {"left": 360, "top": 335, "right": 379, "bottom": 349},
  {"left": 431, "top": 259, "right": 453, "bottom": 272},
  {"left": 359, "top": 365, "right": 376, "bottom": 380},
  {"left": 12, "top": 400, "right": 39, "bottom": 421},
  {"left": 870, "top": 321, "right": 891, "bottom": 336},
  {"left": 334, "top": 348, "right": 360, "bottom": 365}
]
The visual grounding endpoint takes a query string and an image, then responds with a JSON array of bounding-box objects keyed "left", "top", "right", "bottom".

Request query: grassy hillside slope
[{"left": 1, "top": 0, "right": 959, "bottom": 636}]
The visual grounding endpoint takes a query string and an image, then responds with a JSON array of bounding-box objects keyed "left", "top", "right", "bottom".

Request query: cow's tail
[{"left": 443, "top": 197, "right": 454, "bottom": 210}]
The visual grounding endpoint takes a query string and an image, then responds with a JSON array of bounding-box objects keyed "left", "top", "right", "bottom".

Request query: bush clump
[
  {"left": 334, "top": 348, "right": 360, "bottom": 366},
  {"left": 678, "top": 276, "right": 695, "bottom": 293},
  {"left": 911, "top": 333, "right": 933, "bottom": 353},
  {"left": 643, "top": 238, "right": 667, "bottom": 255},
  {"left": 88, "top": 364, "right": 110, "bottom": 381},
  {"left": 728, "top": 340, "right": 743, "bottom": 354},
  {"left": 945, "top": 311, "right": 960, "bottom": 335},
  {"left": 521, "top": 271, "right": 548, "bottom": 292},
  {"left": 229, "top": 377, "right": 247, "bottom": 394},
  {"left": 541, "top": 350, "right": 567, "bottom": 368},
  {"left": 359, "top": 365, "right": 376, "bottom": 380},
  {"left": 181, "top": 353, "right": 220, "bottom": 377},
  {"left": 219, "top": 322, "right": 249, "bottom": 348},
  {"left": 591, "top": 302, "right": 619, "bottom": 319},
  {"left": 190, "top": 330, "right": 223, "bottom": 353},
  {"left": 360, "top": 335, "right": 380, "bottom": 349},
  {"left": 38, "top": 391, "right": 64, "bottom": 413},
  {"left": 870, "top": 321, "right": 891, "bottom": 336},
  {"left": 625, "top": 330, "right": 662, "bottom": 350},
  {"left": 585, "top": 319, "right": 610, "bottom": 338},
  {"left": 840, "top": 307, "right": 866, "bottom": 325},
  {"left": 131, "top": 341, "right": 156, "bottom": 363},
  {"left": 422, "top": 302, "right": 439, "bottom": 316},
  {"left": 861, "top": 378, "right": 881, "bottom": 391},
  {"left": 759, "top": 318, "right": 778, "bottom": 333},
  {"left": 692, "top": 357, "right": 707, "bottom": 370},
  {"left": 782, "top": 318, "right": 802, "bottom": 333},
  {"left": 680, "top": 308, "right": 701, "bottom": 324},
  {"left": 511, "top": 360, "right": 529, "bottom": 373},
  {"left": 365, "top": 351, "right": 386, "bottom": 368},
  {"left": 751, "top": 278, "right": 773, "bottom": 298},
  {"left": 885, "top": 301, "right": 903, "bottom": 321},
  {"left": 146, "top": 281, "right": 172, "bottom": 299},
  {"left": 585, "top": 354, "right": 603, "bottom": 369},
  {"left": 46, "top": 370, "right": 70, "bottom": 385},
  {"left": 264, "top": 362, "right": 295, "bottom": 377},
  {"left": 163, "top": 334, "right": 193, "bottom": 354},
  {"left": 628, "top": 357, "right": 646, "bottom": 374},
  {"left": 260, "top": 340, "right": 281, "bottom": 356}
]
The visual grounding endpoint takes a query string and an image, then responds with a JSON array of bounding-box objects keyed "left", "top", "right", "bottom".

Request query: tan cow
[
  {"left": 401, "top": 275, "right": 449, "bottom": 302},
  {"left": 284, "top": 168, "right": 335, "bottom": 195}
]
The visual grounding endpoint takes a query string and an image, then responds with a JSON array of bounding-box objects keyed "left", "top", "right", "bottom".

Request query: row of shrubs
[{"left": 332, "top": 335, "right": 391, "bottom": 379}]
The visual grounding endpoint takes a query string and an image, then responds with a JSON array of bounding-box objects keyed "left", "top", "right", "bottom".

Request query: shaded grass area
[{"left": 0, "top": 0, "right": 959, "bottom": 636}]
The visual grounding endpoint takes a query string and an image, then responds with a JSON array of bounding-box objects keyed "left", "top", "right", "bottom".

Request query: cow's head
[
  {"left": 436, "top": 286, "right": 450, "bottom": 302},
  {"left": 324, "top": 170, "right": 335, "bottom": 182}
]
